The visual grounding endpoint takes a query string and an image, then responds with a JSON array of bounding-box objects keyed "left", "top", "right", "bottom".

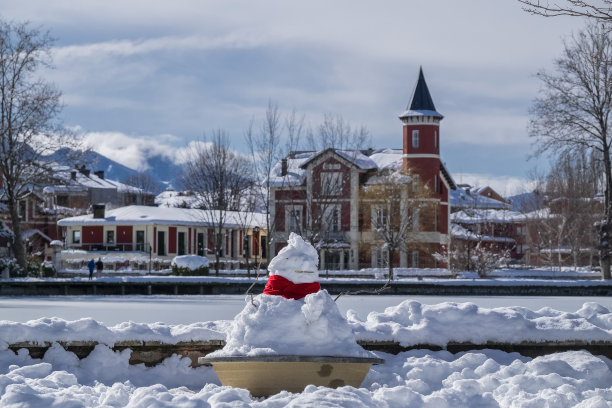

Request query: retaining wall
[
  {"left": 7, "top": 339, "right": 612, "bottom": 367},
  {"left": 1, "top": 280, "right": 612, "bottom": 296}
]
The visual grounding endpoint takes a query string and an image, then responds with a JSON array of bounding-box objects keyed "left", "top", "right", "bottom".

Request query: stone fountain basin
[{"left": 199, "top": 355, "right": 385, "bottom": 397}]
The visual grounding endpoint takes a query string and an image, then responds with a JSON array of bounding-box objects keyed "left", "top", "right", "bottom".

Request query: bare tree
[
  {"left": 306, "top": 113, "right": 371, "bottom": 152},
  {"left": 544, "top": 151, "right": 601, "bottom": 267},
  {"left": 519, "top": 0, "right": 612, "bottom": 21},
  {"left": 0, "top": 20, "right": 79, "bottom": 269},
  {"left": 123, "top": 171, "right": 161, "bottom": 205},
  {"left": 360, "top": 168, "right": 430, "bottom": 280},
  {"left": 181, "top": 130, "right": 253, "bottom": 275},
  {"left": 245, "top": 101, "right": 303, "bottom": 261},
  {"left": 529, "top": 22, "right": 612, "bottom": 278}
]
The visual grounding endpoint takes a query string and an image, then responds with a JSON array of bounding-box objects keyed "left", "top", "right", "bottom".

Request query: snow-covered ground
[
  {"left": 2, "top": 346, "right": 610, "bottom": 407},
  {"left": 1, "top": 295, "right": 612, "bottom": 406}
]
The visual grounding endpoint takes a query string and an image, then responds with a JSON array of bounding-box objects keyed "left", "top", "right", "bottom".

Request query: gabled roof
[
  {"left": 399, "top": 67, "right": 443, "bottom": 119},
  {"left": 450, "top": 187, "right": 512, "bottom": 211},
  {"left": 267, "top": 149, "right": 378, "bottom": 188},
  {"left": 298, "top": 148, "right": 377, "bottom": 171}
]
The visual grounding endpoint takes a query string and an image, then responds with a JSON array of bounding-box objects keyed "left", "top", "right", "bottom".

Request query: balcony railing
[{"left": 67, "top": 243, "right": 151, "bottom": 253}]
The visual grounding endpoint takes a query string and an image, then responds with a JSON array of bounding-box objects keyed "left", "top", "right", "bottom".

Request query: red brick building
[{"left": 269, "top": 68, "right": 456, "bottom": 269}]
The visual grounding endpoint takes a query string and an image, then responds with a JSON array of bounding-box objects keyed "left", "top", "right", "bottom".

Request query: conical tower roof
[{"left": 399, "top": 67, "right": 443, "bottom": 119}]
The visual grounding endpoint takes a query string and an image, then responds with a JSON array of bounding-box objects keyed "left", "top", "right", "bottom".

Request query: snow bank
[
  {"left": 348, "top": 300, "right": 612, "bottom": 346},
  {"left": 210, "top": 291, "right": 373, "bottom": 357},
  {"left": 1, "top": 300, "right": 611, "bottom": 347},
  {"left": 171, "top": 255, "right": 209, "bottom": 270},
  {"left": 1, "top": 347, "right": 611, "bottom": 406},
  {"left": 0, "top": 318, "right": 230, "bottom": 346}
]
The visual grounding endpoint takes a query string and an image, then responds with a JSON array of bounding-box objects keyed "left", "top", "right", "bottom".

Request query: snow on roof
[
  {"left": 368, "top": 148, "right": 403, "bottom": 171},
  {"left": 21, "top": 229, "right": 53, "bottom": 242},
  {"left": 451, "top": 187, "right": 512, "bottom": 210},
  {"left": 57, "top": 205, "right": 267, "bottom": 229},
  {"left": 451, "top": 209, "right": 525, "bottom": 224},
  {"left": 49, "top": 165, "right": 145, "bottom": 194},
  {"left": 451, "top": 224, "right": 516, "bottom": 243},
  {"left": 267, "top": 152, "right": 314, "bottom": 187},
  {"left": 298, "top": 149, "right": 378, "bottom": 171},
  {"left": 269, "top": 149, "right": 404, "bottom": 188}
]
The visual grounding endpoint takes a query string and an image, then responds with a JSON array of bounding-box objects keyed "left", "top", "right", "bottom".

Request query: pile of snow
[
  {"left": 210, "top": 233, "right": 371, "bottom": 357},
  {"left": 210, "top": 291, "right": 372, "bottom": 357},
  {"left": 171, "top": 255, "right": 209, "bottom": 270},
  {"left": 348, "top": 301, "right": 612, "bottom": 346},
  {"left": 1, "top": 346, "right": 611, "bottom": 406},
  {"left": 267, "top": 232, "right": 318, "bottom": 283},
  {"left": 0, "top": 318, "right": 229, "bottom": 345},
  {"left": 1, "top": 301, "right": 611, "bottom": 346}
]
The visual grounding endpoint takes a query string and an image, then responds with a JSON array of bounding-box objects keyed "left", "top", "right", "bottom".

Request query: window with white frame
[
  {"left": 411, "top": 251, "right": 419, "bottom": 267},
  {"left": 372, "top": 206, "right": 389, "bottom": 229},
  {"left": 72, "top": 230, "right": 81, "bottom": 244},
  {"left": 373, "top": 247, "right": 388, "bottom": 269},
  {"left": 412, "top": 209, "right": 420, "bottom": 231},
  {"left": 321, "top": 172, "right": 342, "bottom": 195},
  {"left": 106, "top": 230, "right": 115, "bottom": 244},
  {"left": 286, "top": 206, "right": 302, "bottom": 233},
  {"left": 324, "top": 205, "right": 341, "bottom": 232},
  {"left": 412, "top": 174, "right": 420, "bottom": 192},
  {"left": 412, "top": 130, "right": 419, "bottom": 148}
]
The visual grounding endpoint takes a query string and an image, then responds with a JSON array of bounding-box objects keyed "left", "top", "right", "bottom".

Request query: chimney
[
  {"left": 78, "top": 165, "right": 90, "bottom": 177},
  {"left": 93, "top": 204, "right": 105, "bottom": 219},
  {"left": 281, "top": 158, "right": 288, "bottom": 176},
  {"left": 70, "top": 170, "right": 77, "bottom": 180},
  {"left": 94, "top": 170, "right": 104, "bottom": 180}
]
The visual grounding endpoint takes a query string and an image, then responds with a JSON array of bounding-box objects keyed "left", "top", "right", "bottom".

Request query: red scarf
[{"left": 263, "top": 274, "right": 320, "bottom": 300}]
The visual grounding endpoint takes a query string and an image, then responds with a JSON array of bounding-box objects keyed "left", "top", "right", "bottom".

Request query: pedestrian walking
[
  {"left": 87, "top": 259, "right": 95, "bottom": 280},
  {"left": 95, "top": 258, "right": 103, "bottom": 278}
]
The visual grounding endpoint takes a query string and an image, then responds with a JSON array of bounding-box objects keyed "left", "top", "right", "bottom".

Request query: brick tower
[
  {"left": 400, "top": 67, "right": 443, "bottom": 188},
  {"left": 400, "top": 67, "right": 453, "bottom": 265}
]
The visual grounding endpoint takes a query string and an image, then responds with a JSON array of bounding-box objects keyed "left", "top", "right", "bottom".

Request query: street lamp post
[
  {"left": 466, "top": 226, "right": 473, "bottom": 271},
  {"left": 253, "top": 226, "right": 260, "bottom": 272}
]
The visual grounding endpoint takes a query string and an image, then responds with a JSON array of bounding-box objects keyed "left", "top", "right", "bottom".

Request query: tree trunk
[
  {"left": 9, "top": 203, "right": 26, "bottom": 270},
  {"left": 387, "top": 248, "right": 394, "bottom": 281},
  {"left": 215, "top": 231, "right": 222, "bottom": 276},
  {"left": 601, "top": 144, "right": 612, "bottom": 279},
  {"left": 600, "top": 222, "right": 612, "bottom": 279}
]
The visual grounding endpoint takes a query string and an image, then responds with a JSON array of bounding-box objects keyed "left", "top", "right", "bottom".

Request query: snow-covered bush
[
  {"left": 0, "top": 257, "right": 23, "bottom": 277},
  {"left": 471, "top": 243, "right": 511, "bottom": 278},
  {"left": 449, "top": 241, "right": 510, "bottom": 277},
  {"left": 171, "top": 255, "right": 210, "bottom": 276}
]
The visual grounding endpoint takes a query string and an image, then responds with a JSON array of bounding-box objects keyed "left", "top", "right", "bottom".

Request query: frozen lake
[{"left": 1, "top": 294, "right": 611, "bottom": 324}]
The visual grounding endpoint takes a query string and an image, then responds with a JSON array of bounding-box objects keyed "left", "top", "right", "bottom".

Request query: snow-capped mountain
[{"left": 46, "top": 148, "right": 183, "bottom": 189}]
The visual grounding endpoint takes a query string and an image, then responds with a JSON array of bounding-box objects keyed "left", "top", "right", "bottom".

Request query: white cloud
[{"left": 79, "top": 130, "right": 180, "bottom": 171}]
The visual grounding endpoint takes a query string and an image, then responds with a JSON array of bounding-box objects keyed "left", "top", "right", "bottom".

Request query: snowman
[{"left": 263, "top": 232, "right": 320, "bottom": 300}]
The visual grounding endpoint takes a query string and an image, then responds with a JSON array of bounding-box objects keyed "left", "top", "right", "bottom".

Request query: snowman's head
[{"left": 267, "top": 233, "right": 319, "bottom": 283}]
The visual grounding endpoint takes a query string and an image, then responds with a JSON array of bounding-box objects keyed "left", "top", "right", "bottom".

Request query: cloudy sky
[{"left": 3, "top": 0, "right": 585, "bottom": 194}]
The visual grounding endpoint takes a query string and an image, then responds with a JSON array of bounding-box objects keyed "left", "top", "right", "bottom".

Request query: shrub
[
  {"left": 171, "top": 255, "right": 210, "bottom": 276},
  {"left": 171, "top": 265, "right": 209, "bottom": 276}
]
